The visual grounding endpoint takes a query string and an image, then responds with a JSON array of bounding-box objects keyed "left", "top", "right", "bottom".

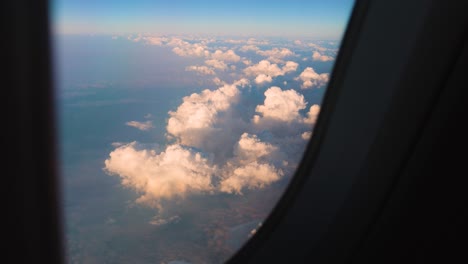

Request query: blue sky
[{"left": 52, "top": 0, "right": 354, "bottom": 39}]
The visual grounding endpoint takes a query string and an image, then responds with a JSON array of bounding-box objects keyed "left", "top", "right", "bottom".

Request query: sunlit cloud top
[{"left": 52, "top": 0, "right": 354, "bottom": 38}]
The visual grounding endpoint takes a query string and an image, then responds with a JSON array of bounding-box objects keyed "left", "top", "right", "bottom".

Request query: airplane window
[{"left": 52, "top": 0, "right": 354, "bottom": 263}]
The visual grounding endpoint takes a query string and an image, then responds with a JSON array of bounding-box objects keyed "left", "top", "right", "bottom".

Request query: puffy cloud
[
  {"left": 240, "top": 45, "right": 260, "bottom": 52},
  {"left": 172, "top": 41, "right": 210, "bottom": 57},
  {"left": 282, "top": 61, "right": 299, "bottom": 72},
  {"left": 144, "top": 36, "right": 168, "bottom": 46},
  {"left": 244, "top": 60, "right": 298, "bottom": 83},
  {"left": 312, "top": 51, "right": 334, "bottom": 62},
  {"left": 257, "top": 48, "right": 294, "bottom": 58},
  {"left": 234, "top": 133, "right": 277, "bottom": 161},
  {"left": 105, "top": 134, "right": 283, "bottom": 205},
  {"left": 254, "top": 87, "right": 307, "bottom": 122},
  {"left": 108, "top": 37, "right": 326, "bottom": 209},
  {"left": 166, "top": 37, "right": 186, "bottom": 47},
  {"left": 205, "top": 59, "right": 228, "bottom": 70},
  {"left": 126, "top": 120, "right": 154, "bottom": 131},
  {"left": 255, "top": 74, "right": 273, "bottom": 84},
  {"left": 106, "top": 83, "right": 315, "bottom": 207},
  {"left": 186, "top": 65, "right": 216, "bottom": 75},
  {"left": 104, "top": 143, "right": 215, "bottom": 207},
  {"left": 257, "top": 48, "right": 295, "bottom": 63},
  {"left": 303, "top": 104, "right": 321, "bottom": 124},
  {"left": 244, "top": 60, "right": 283, "bottom": 77},
  {"left": 219, "top": 133, "right": 282, "bottom": 194},
  {"left": 233, "top": 78, "right": 250, "bottom": 88},
  {"left": 308, "top": 43, "right": 328, "bottom": 52},
  {"left": 296, "top": 67, "right": 329, "bottom": 89},
  {"left": 167, "top": 81, "right": 241, "bottom": 146},
  {"left": 210, "top": 49, "right": 241, "bottom": 62},
  {"left": 219, "top": 162, "right": 282, "bottom": 194}
]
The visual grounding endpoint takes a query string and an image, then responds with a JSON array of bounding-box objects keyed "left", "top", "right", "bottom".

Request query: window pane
[{"left": 52, "top": 1, "right": 354, "bottom": 263}]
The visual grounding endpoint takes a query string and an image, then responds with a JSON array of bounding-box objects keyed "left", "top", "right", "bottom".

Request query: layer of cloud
[
  {"left": 106, "top": 36, "right": 330, "bottom": 209},
  {"left": 126, "top": 120, "right": 154, "bottom": 131}
]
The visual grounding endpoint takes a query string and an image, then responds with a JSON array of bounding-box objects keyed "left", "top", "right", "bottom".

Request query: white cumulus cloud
[
  {"left": 220, "top": 133, "right": 282, "bottom": 194},
  {"left": 167, "top": 81, "right": 242, "bottom": 147},
  {"left": 106, "top": 36, "right": 329, "bottom": 210},
  {"left": 240, "top": 45, "right": 260, "bottom": 52},
  {"left": 219, "top": 161, "right": 282, "bottom": 194},
  {"left": 312, "top": 51, "right": 334, "bottom": 62},
  {"left": 210, "top": 49, "right": 241, "bottom": 62},
  {"left": 308, "top": 43, "right": 328, "bottom": 52},
  {"left": 296, "top": 67, "right": 329, "bottom": 89},
  {"left": 254, "top": 87, "right": 307, "bottom": 123},
  {"left": 144, "top": 36, "right": 168, "bottom": 46},
  {"left": 244, "top": 60, "right": 283, "bottom": 77},
  {"left": 104, "top": 143, "right": 215, "bottom": 208},
  {"left": 234, "top": 133, "right": 277, "bottom": 161},
  {"left": 244, "top": 60, "right": 298, "bottom": 83},
  {"left": 205, "top": 59, "right": 228, "bottom": 70},
  {"left": 257, "top": 48, "right": 295, "bottom": 63},
  {"left": 303, "top": 104, "right": 321, "bottom": 124},
  {"left": 172, "top": 41, "right": 210, "bottom": 57},
  {"left": 282, "top": 61, "right": 299, "bottom": 72},
  {"left": 255, "top": 74, "right": 273, "bottom": 84}
]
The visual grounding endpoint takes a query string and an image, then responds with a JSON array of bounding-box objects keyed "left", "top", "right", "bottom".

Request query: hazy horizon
[{"left": 52, "top": 0, "right": 354, "bottom": 38}]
